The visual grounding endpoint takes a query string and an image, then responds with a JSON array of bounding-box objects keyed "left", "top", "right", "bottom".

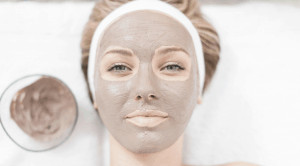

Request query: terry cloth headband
[{"left": 88, "top": 0, "right": 205, "bottom": 102}]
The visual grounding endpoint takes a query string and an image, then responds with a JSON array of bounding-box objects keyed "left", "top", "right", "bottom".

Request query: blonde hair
[{"left": 80, "top": 0, "right": 220, "bottom": 101}]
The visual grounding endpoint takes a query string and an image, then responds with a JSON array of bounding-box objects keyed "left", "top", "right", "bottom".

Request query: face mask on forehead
[{"left": 88, "top": 0, "right": 205, "bottom": 153}]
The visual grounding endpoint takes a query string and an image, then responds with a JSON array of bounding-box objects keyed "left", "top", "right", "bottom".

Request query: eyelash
[
  {"left": 160, "top": 62, "right": 185, "bottom": 72},
  {"left": 107, "top": 63, "right": 132, "bottom": 72}
]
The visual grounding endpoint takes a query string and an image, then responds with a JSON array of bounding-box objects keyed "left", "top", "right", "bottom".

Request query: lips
[{"left": 125, "top": 110, "right": 168, "bottom": 128}]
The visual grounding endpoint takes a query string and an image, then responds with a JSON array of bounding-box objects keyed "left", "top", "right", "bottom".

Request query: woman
[{"left": 80, "top": 0, "right": 258, "bottom": 166}]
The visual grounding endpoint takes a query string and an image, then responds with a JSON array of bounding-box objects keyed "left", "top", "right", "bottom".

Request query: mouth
[{"left": 125, "top": 110, "right": 168, "bottom": 128}]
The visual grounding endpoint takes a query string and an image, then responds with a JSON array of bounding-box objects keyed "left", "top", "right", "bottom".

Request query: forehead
[{"left": 98, "top": 10, "right": 195, "bottom": 59}]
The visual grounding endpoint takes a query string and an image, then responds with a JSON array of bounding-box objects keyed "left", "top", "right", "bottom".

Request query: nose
[
  {"left": 135, "top": 93, "right": 157, "bottom": 101},
  {"left": 133, "top": 64, "right": 158, "bottom": 102}
]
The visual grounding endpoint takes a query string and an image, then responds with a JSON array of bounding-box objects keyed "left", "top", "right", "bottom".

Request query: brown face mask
[{"left": 93, "top": 11, "right": 199, "bottom": 153}]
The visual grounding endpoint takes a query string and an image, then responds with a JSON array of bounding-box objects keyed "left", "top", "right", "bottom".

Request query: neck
[{"left": 109, "top": 133, "right": 184, "bottom": 166}]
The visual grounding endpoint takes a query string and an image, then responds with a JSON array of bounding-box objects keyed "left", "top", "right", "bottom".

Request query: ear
[{"left": 197, "top": 96, "right": 202, "bottom": 104}]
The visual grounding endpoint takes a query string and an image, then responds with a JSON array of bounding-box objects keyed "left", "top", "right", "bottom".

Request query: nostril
[
  {"left": 135, "top": 95, "right": 142, "bottom": 100},
  {"left": 148, "top": 94, "right": 156, "bottom": 100}
]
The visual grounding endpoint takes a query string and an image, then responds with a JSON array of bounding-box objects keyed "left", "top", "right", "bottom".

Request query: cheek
[
  {"left": 159, "top": 78, "right": 197, "bottom": 120},
  {"left": 94, "top": 75, "right": 130, "bottom": 117}
]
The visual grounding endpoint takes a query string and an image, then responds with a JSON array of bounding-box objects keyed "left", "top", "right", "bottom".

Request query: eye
[
  {"left": 108, "top": 63, "right": 132, "bottom": 72},
  {"left": 160, "top": 63, "right": 185, "bottom": 72}
]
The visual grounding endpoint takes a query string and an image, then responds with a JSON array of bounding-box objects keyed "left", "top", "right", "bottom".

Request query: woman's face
[{"left": 94, "top": 11, "right": 199, "bottom": 153}]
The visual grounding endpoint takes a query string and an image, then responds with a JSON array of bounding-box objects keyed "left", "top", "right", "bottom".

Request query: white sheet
[{"left": 0, "top": 1, "right": 299, "bottom": 166}]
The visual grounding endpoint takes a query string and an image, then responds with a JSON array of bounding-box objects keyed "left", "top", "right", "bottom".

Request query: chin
[
  {"left": 121, "top": 130, "right": 177, "bottom": 154},
  {"left": 125, "top": 142, "right": 167, "bottom": 154}
]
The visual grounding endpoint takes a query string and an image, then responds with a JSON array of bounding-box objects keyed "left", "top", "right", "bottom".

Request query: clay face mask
[
  {"left": 10, "top": 77, "right": 77, "bottom": 142},
  {"left": 93, "top": 10, "right": 199, "bottom": 153}
]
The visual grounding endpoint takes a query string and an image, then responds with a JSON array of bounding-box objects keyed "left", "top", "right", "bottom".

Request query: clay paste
[
  {"left": 10, "top": 77, "right": 77, "bottom": 142},
  {"left": 93, "top": 11, "right": 199, "bottom": 153}
]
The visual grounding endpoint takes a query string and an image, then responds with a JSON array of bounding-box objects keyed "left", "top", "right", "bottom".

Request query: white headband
[{"left": 88, "top": 0, "right": 205, "bottom": 101}]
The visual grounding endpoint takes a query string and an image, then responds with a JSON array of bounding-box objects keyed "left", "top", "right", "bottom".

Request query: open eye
[
  {"left": 160, "top": 63, "right": 185, "bottom": 72},
  {"left": 108, "top": 63, "right": 132, "bottom": 72}
]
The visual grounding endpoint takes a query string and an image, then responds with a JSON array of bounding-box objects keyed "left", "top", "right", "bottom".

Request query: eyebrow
[
  {"left": 157, "top": 46, "right": 188, "bottom": 54},
  {"left": 103, "top": 47, "right": 134, "bottom": 57}
]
